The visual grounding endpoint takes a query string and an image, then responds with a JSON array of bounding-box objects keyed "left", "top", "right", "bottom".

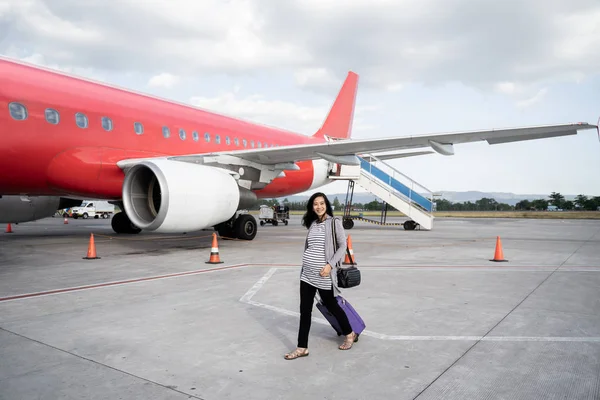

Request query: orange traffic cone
[
  {"left": 5, "top": 223, "right": 13, "bottom": 233},
  {"left": 490, "top": 236, "right": 507, "bottom": 262},
  {"left": 83, "top": 233, "right": 100, "bottom": 259},
  {"left": 343, "top": 235, "right": 356, "bottom": 265},
  {"left": 206, "top": 233, "right": 224, "bottom": 264}
]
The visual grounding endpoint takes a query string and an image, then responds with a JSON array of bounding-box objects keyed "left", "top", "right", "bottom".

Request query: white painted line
[
  {"left": 243, "top": 299, "right": 340, "bottom": 328},
  {"left": 239, "top": 268, "right": 278, "bottom": 303},
  {"left": 481, "top": 336, "right": 600, "bottom": 342},
  {"left": 246, "top": 265, "right": 600, "bottom": 272},
  {"left": 240, "top": 268, "right": 600, "bottom": 343}
]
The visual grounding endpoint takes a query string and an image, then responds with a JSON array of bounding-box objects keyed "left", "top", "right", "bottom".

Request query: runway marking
[
  {"left": 3, "top": 263, "right": 597, "bottom": 304},
  {"left": 0, "top": 263, "right": 249, "bottom": 302},
  {"left": 239, "top": 268, "right": 278, "bottom": 303},
  {"left": 245, "top": 265, "right": 600, "bottom": 272},
  {"left": 239, "top": 268, "right": 600, "bottom": 343}
]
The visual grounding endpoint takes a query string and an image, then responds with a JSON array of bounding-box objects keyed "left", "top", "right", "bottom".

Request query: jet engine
[{"left": 121, "top": 159, "right": 256, "bottom": 233}]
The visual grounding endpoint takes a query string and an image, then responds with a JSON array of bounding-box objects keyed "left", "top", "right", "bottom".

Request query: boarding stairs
[{"left": 329, "top": 155, "right": 435, "bottom": 230}]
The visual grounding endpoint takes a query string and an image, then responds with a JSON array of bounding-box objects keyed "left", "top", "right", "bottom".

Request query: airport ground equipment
[
  {"left": 258, "top": 205, "right": 289, "bottom": 226},
  {"left": 69, "top": 200, "right": 115, "bottom": 219},
  {"left": 329, "top": 155, "right": 434, "bottom": 230}
]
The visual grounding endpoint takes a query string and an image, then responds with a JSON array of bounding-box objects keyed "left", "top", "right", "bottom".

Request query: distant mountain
[{"left": 273, "top": 191, "right": 585, "bottom": 206}]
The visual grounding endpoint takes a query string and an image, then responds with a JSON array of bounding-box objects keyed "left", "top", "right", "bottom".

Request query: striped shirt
[{"left": 300, "top": 220, "right": 332, "bottom": 290}]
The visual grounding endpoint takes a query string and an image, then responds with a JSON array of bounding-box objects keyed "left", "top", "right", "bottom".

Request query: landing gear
[
  {"left": 234, "top": 214, "right": 257, "bottom": 240},
  {"left": 111, "top": 212, "right": 142, "bottom": 234},
  {"left": 215, "top": 212, "right": 258, "bottom": 241}
]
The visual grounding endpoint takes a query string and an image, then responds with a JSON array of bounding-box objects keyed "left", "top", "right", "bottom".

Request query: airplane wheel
[
  {"left": 111, "top": 212, "right": 141, "bottom": 234},
  {"left": 234, "top": 214, "right": 257, "bottom": 240},
  {"left": 260, "top": 220, "right": 265, "bottom": 226},
  {"left": 218, "top": 228, "right": 235, "bottom": 240}
]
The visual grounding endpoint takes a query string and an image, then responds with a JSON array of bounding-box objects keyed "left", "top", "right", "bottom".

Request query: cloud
[
  {"left": 189, "top": 91, "right": 329, "bottom": 134},
  {"left": 148, "top": 73, "right": 180, "bottom": 89},
  {"left": 294, "top": 68, "right": 340, "bottom": 91},
  {"left": 254, "top": 0, "right": 600, "bottom": 89},
  {"left": 2, "top": 48, "right": 105, "bottom": 81},
  {"left": 494, "top": 82, "right": 517, "bottom": 95},
  {"left": 189, "top": 91, "right": 378, "bottom": 135},
  {"left": 1, "top": 0, "right": 310, "bottom": 75},
  {"left": 2, "top": 0, "right": 599, "bottom": 94},
  {"left": 516, "top": 88, "right": 548, "bottom": 108}
]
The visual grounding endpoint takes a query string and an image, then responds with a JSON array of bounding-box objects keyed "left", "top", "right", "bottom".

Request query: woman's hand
[{"left": 320, "top": 263, "right": 332, "bottom": 277}]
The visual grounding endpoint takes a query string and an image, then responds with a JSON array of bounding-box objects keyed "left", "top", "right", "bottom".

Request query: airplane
[{"left": 0, "top": 56, "right": 597, "bottom": 240}]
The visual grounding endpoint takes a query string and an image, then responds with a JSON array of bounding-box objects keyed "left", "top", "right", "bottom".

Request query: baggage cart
[{"left": 259, "top": 205, "right": 289, "bottom": 226}]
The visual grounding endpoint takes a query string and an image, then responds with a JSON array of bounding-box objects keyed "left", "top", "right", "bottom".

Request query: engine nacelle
[
  {"left": 121, "top": 159, "right": 256, "bottom": 232},
  {"left": 0, "top": 196, "right": 80, "bottom": 223}
]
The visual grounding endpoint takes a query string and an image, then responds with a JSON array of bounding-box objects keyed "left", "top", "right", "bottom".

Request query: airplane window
[
  {"left": 162, "top": 126, "right": 170, "bottom": 138},
  {"left": 179, "top": 129, "right": 186, "bottom": 140},
  {"left": 45, "top": 108, "right": 60, "bottom": 124},
  {"left": 134, "top": 122, "right": 144, "bottom": 135},
  {"left": 242, "top": 139, "right": 247, "bottom": 148},
  {"left": 192, "top": 131, "right": 199, "bottom": 141},
  {"left": 234, "top": 138, "right": 239, "bottom": 146},
  {"left": 215, "top": 135, "right": 221, "bottom": 144},
  {"left": 225, "top": 136, "right": 231, "bottom": 145},
  {"left": 101, "top": 117, "right": 113, "bottom": 131},
  {"left": 204, "top": 132, "right": 210, "bottom": 142},
  {"left": 75, "top": 112, "right": 88, "bottom": 128},
  {"left": 9, "top": 102, "right": 28, "bottom": 120}
]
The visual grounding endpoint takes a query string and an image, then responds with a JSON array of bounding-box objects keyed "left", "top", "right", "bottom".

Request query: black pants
[{"left": 298, "top": 280, "right": 353, "bottom": 348}]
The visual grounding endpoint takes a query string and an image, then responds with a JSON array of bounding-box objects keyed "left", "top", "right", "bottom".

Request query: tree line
[
  {"left": 435, "top": 192, "right": 600, "bottom": 211},
  {"left": 259, "top": 192, "right": 600, "bottom": 212},
  {"left": 258, "top": 196, "right": 390, "bottom": 212}
]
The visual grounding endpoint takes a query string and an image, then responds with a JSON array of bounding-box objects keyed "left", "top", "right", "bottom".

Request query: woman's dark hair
[{"left": 302, "top": 192, "right": 334, "bottom": 229}]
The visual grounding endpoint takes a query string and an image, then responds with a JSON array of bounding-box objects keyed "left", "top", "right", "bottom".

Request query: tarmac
[{"left": 0, "top": 215, "right": 599, "bottom": 400}]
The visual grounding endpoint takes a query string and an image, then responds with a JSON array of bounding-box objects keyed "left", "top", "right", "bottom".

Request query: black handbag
[{"left": 331, "top": 218, "right": 361, "bottom": 289}]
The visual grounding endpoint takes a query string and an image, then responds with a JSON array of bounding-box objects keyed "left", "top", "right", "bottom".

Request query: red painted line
[{"left": 0, "top": 263, "right": 249, "bottom": 302}]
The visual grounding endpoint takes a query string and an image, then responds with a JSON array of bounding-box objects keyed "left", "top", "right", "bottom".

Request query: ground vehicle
[
  {"left": 69, "top": 200, "right": 115, "bottom": 219},
  {"left": 258, "top": 205, "right": 289, "bottom": 226}
]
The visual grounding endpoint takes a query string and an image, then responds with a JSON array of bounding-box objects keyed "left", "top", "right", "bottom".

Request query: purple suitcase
[{"left": 316, "top": 295, "right": 366, "bottom": 339}]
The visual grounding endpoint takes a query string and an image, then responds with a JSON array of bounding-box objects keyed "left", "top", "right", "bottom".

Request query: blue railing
[{"left": 359, "top": 158, "right": 433, "bottom": 212}]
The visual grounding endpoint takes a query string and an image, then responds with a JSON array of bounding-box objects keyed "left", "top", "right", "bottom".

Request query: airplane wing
[
  {"left": 166, "top": 122, "right": 597, "bottom": 166},
  {"left": 360, "top": 150, "right": 435, "bottom": 160}
]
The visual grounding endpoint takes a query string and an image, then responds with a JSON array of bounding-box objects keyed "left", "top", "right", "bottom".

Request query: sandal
[
  {"left": 339, "top": 332, "right": 357, "bottom": 350},
  {"left": 284, "top": 348, "right": 309, "bottom": 360}
]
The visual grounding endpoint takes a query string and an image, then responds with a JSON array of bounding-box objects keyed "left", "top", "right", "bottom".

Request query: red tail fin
[{"left": 313, "top": 71, "right": 359, "bottom": 140}]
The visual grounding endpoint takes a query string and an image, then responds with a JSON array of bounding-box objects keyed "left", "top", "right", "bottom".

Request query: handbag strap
[
  {"left": 332, "top": 217, "right": 338, "bottom": 253},
  {"left": 331, "top": 217, "right": 356, "bottom": 266}
]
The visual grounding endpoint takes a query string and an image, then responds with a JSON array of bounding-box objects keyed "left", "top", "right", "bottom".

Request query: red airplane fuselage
[{"left": 0, "top": 58, "right": 328, "bottom": 200}]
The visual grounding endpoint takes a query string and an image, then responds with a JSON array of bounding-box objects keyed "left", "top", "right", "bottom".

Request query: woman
[{"left": 284, "top": 192, "right": 357, "bottom": 360}]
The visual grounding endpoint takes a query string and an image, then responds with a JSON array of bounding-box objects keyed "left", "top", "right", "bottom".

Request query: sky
[{"left": 1, "top": 0, "right": 599, "bottom": 197}]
